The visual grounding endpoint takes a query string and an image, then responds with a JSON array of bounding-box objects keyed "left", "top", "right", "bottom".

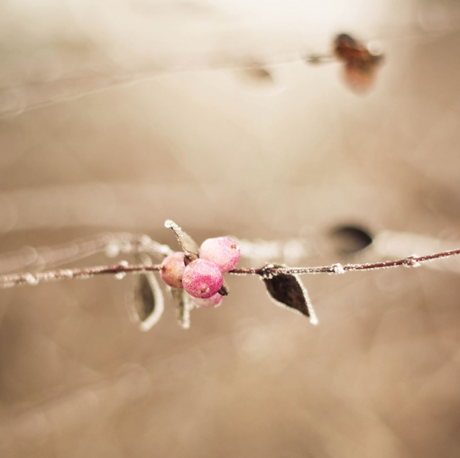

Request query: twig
[
  {"left": 0, "top": 263, "right": 162, "bottom": 288},
  {"left": 232, "top": 248, "right": 460, "bottom": 276},
  {"left": 1, "top": 248, "right": 460, "bottom": 289},
  {"left": 0, "top": 233, "right": 172, "bottom": 274},
  {"left": 0, "top": 50, "right": 337, "bottom": 120}
]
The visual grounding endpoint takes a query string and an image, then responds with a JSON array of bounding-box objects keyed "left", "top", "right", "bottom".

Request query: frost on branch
[{"left": 262, "top": 265, "right": 318, "bottom": 325}]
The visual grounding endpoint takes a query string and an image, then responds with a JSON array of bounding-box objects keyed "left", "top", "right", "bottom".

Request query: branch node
[
  {"left": 260, "top": 264, "right": 276, "bottom": 279},
  {"left": 331, "top": 263, "right": 345, "bottom": 274},
  {"left": 403, "top": 255, "right": 421, "bottom": 268}
]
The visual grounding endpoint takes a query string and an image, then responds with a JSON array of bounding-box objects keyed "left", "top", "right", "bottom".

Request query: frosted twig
[
  {"left": 1, "top": 247, "right": 460, "bottom": 289},
  {"left": 0, "top": 233, "right": 172, "bottom": 274},
  {"left": 231, "top": 248, "right": 460, "bottom": 275},
  {"left": 0, "top": 263, "right": 163, "bottom": 288}
]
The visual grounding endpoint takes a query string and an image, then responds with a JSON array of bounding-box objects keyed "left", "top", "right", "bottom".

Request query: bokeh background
[{"left": 1, "top": 0, "right": 460, "bottom": 457}]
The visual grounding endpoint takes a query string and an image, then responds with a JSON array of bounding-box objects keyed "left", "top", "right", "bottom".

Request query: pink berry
[
  {"left": 199, "top": 237, "right": 240, "bottom": 273},
  {"left": 160, "top": 252, "right": 186, "bottom": 288},
  {"left": 191, "top": 293, "right": 224, "bottom": 308},
  {"left": 182, "top": 259, "right": 223, "bottom": 299}
]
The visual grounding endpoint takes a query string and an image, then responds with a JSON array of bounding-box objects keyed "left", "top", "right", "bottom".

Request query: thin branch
[
  {"left": 0, "top": 263, "right": 163, "bottom": 288},
  {"left": 232, "top": 248, "right": 460, "bottom": 276},
  {"left": 0, "top": 50, "right": 337, "bottom": 120},
  {"left": 0, "top": 233, "right": 172, "bottom": 274},
  {"left": 1, "top": 247, "right": 460, "bottom": 289}
]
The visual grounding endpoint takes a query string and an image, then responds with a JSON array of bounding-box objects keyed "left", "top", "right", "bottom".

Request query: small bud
[
  {"left": 199, "top": 237, "right": 241, "bottom": 273},
  {"left": 182, "top": 259, "right": 223, "bottom": 299},
  {"left": 191, "top": 293, "right": 224, "bottom": 308},
  {"left": 160, "top": 252, "right": 186, "bottom": 288}
]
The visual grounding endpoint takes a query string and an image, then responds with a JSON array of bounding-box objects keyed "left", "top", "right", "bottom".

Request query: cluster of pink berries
[{"left": 160, "top": 237, "right": 240, "bottom": 307}]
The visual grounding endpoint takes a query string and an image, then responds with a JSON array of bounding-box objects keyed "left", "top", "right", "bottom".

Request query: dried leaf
[
  {"left": 329, "top": 225, "right": 373, "bottom": 254},
  {"left": 164, "top": 220, "right": 199, "bottom": 263},
  {"left": 334, "top": 33, "right": 384, "bottom": 93},
  {"left": 170, "top": 288, "right": 194, "bottom": 329},
  {"left": 133, "top": 272, "right": 165, "bottom": 331},
  {"left": 263, "top": 265, "right": 317, "bottom": 325},
  {"left": 128, "top": 253, "right": 164, "bottom": 331}
]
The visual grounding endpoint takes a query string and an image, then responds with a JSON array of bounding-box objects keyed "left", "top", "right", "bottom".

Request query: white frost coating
[
  {"left": 180, "top": 296, "right": 194, "bottom": 329},
  {"left": 404, "top": 255, "right": 421, "bottom": 268},
  {"left": 164, "top": 219, "right": 180, "bottom": 230},
  {"left": 309, "top": 314, "right": 319, "bottom": 326},
  {"left": 170, "top": 288, "right": 193, "bottom": 329},
  {"left": 24, "top": 273, "right": 39, "bottom": 285},
  {"left": 60, "top": 270, "right": 74, "bottom": 278},
  {"left": 374, "top": 230, "right": 460, "bottom": 273},
  {"left": 115, "top": 272, "right": 126, "bottom": 280},
  {"left": 264, "top": 272, "right": 318, "bottom": 326},
  {"left": 332, "top": 263, "right": 345, "bottom": 274},
  {"left": 294, "top": 274, "right": 318, "bottom": 326}
]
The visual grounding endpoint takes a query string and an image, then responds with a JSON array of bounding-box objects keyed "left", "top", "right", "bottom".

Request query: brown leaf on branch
[{"left": 262, "top": 265, "right": 318, "bottom": 325}]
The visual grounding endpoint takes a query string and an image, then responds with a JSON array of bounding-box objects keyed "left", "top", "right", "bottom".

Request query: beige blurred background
[{"left": 1, "top": 0, "right": 460, "bottom": 457}]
